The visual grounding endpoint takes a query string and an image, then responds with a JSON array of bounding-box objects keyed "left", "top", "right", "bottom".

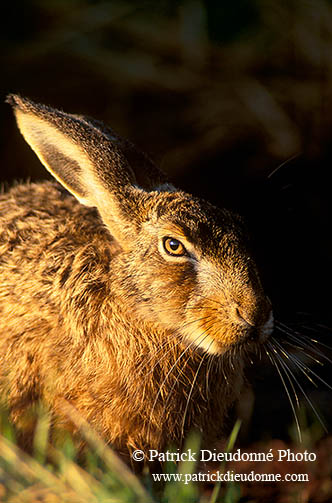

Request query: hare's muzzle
[{"left": 233, "top": 298, "right": 273, "bottom": 344}]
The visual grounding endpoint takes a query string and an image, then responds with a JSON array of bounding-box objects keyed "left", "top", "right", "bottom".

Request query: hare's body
[
  {"left": 0, "top": 95, "right": 273, "bottom": 460},
  {"left": 0, "top": 181, "right": 242, "bottom": 454}
]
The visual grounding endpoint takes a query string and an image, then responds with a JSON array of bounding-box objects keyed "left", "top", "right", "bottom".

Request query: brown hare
[{"left": 0, "top": 94, "right": 273, "bottom": 462}]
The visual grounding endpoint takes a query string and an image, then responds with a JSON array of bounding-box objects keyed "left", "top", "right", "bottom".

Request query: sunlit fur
[{"left": 0, "top": 95, "right": 273, "bottom": 462}]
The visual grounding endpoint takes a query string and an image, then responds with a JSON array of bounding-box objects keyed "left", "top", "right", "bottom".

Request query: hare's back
[
  {"left": 0, "top": 181, "right": 115, "bottom": 322},
  {"left": 0, "top": 181, "right": 110, "bottom": 255}
]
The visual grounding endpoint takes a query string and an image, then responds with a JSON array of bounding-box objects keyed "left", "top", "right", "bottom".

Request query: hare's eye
[{"left": 163, "top": 237, "right": 187, "bottom": 257}]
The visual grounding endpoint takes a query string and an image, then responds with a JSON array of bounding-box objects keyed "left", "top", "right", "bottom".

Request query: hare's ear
[
  {"left": 7, "top": 94, "right": 173, "bottom": 248},
  {"left": 72, "top": 114, "right": 172, "bottom": 193}
]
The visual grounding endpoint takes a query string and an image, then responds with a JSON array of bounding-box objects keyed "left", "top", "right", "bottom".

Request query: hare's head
[{"left": 7, "top": 94, "right": 273, "bottom": 355}]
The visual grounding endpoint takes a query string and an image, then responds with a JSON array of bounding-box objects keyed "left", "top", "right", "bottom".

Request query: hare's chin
[
  {"left": 185, "top": 328, "right": 250, "bottom": 355},
  {"left": 189, "top": 332, "right": 239, "bottom": 355},
  {"left": 194, "top": 335, "right": 223, "bottom": 355}
]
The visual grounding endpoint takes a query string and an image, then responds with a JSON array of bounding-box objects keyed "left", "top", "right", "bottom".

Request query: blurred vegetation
[
  {"left": 1, "top": 406, "right": 331, "bottom": 503},
  {"left": 1, "top": 0, "right": 332, "bottom": 500},
  {"left": 0, "top": 406, "right": 243, "bottom": 503}
]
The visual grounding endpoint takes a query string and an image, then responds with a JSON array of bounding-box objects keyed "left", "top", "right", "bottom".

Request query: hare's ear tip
[
  {"left": 6, "top": 93, "right": 23, "bottom": 107},
  {"left": 6, "top": 94, "right": 34, "bottom": 111}
]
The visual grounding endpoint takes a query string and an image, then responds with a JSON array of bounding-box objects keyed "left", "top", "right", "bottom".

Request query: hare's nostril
[
  {"left": 234, "top": 307, "right": 255, "bottom": 328},
  {"left": 234, "top": 301, "right": 273, "bottom": 330}
]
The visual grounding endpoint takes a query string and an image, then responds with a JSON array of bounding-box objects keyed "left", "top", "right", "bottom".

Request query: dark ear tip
[
  {"left": 6, "top": 93, "right": 34, "bottom": 111},
  {"left": 6, "top": 93, "right": 22, "bottom": 107}
]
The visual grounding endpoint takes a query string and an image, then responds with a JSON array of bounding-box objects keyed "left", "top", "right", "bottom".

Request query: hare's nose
[
  {"left": 234, "top": 306, "right": 255, "bottom": 328},
  {"left": 233, "top": 300, "right": 274, "bottom": 343},
  {"left": 233, "top": 298, "right": 273, "bottom": 330}
]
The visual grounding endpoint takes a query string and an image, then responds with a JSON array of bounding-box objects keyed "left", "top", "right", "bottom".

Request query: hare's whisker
[
  {"left": 278, "top": 358, "right": 327, "bottom": 433},
  {"left": 135, "top": 338, "right": 175, "bottom": 374},
  {"left": 274, "top": 322, "right": 332, "bottom": 364},
  {"left": 281, "top": 339, "right": 324, "bottom": 366},
  {"left": 275, "top": 320, "right": 332, "bottom": 349},
  {"left": 272, "top": 341, "right": 328, "bottom": 434},
  {"left": 181, "top": 350, "right": 208, "bottom": 437},
  {"left": 267, "top": 340, "right": 300, "bottom": 411},
  {"left": 137, "top": 313, "right": 209, "bottom": 376},
  {"left": 272, "top": 337, "right": 320, "bottom": 388},
  {"left": 287, "top": 351, "right": 332, "bottom": 392},
  {"left": 185, "top": 306, "right": 219, "bottom": 313},
  {"left": 142, "top": 314, "right": 216, "bottom": 378},
  {"left": 265, "top": 342, "right": 302, "bottom": 442},
  {"left": 146, "top": 331, "right": 211, "bottom": 443},
  {"left": 284, "top": 332, "right": 332, "bottom": 365},
  {"left": 195, "top": 293, "right": 225, "bottom": 308},
  {"left": 159, "top": 350, "right": 199, "bottom": 424},
  {"left": 315, "top": 322, "right": 332, "bottom": 332},
  {"left": 267, "top": 154, "right": 300, "bottom": 179},
  {"left": 205, "top": 352, "right": 216, "bottom": 395},
  {"left": 136, "top": 338, "right": 169, "bottom": 364},
  {"left": 298, "top": 332, "right": 332, "bottom": 352}
]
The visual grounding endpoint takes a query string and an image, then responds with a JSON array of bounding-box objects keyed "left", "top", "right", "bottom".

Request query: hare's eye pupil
[
  {"left": 163, "top": 237, "right": 186, "bottom": 257},
  {"left": 169, "top": 239, "right": 179, "bottom": 250}
]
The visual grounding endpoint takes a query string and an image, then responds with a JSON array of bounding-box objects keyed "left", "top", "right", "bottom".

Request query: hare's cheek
[
  {"left": 178, "top": 303, "right": 230, "bottom": 354},
  {"left": 142, "top": 263, "right": 196, "bottom": 314}
]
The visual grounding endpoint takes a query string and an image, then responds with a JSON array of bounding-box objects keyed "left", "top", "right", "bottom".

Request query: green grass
[
  {"left": 1, "top": 403, "right": 329, "bottom": 503},
  {"left": 0, "top": 405, "right": 242, "bottom": 503}
]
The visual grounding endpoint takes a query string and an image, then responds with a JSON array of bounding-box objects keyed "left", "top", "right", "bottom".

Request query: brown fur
[{"left": 0, "top": 95, "right": 273, "bottom": 462}]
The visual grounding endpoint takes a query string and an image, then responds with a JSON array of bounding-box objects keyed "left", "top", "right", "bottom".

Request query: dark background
[{"left": 1, "top": 0, "right": 332, "bottom": 447}]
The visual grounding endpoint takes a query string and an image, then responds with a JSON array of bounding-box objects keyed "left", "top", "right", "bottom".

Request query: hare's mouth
[
  {"left": 184, "top": 329, "right": 242, "bottom": 356},
  {"left": 190, "top": 333, "right": 225, "bottom": 355}
]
